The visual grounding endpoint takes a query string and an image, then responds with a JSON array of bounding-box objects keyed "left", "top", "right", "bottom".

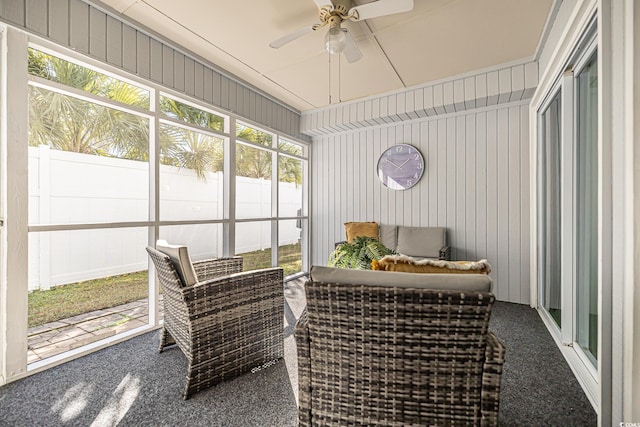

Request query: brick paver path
[{"left": 27, "top": 297, "right": 163, "bottom": 364}]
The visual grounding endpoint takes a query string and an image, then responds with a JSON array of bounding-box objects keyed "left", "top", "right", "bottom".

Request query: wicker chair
[
  {"left": 296, "top": 266, "right": 505, "bottom": 426},
  {"left": 146, "top": 244, "right": 284, "bottom": 399}
]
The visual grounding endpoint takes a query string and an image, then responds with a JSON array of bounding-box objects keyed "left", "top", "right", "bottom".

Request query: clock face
[{"left": 377, "top": 144, "right": 425, "bottom": 190}]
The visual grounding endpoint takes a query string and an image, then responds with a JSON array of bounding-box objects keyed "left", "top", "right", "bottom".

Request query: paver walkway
[{"left": 27, "top": 297, "right": 163, "bottom": 364}]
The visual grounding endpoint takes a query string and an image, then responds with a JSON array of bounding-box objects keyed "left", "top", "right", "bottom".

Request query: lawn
[{"left": 28, "top": 243, "right": 303, "bottom": 328}]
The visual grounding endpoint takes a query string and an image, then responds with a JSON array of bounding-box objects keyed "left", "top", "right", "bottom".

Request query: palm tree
[{"left": 28, "top": 49, "right": 150, "bottom": 161}]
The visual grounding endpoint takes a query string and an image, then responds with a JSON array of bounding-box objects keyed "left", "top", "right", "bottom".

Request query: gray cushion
[
  {"left": 310, "top": 266, "right": 491, "bottom": 292},
  {"left": 396, "top": 226, "right": 446, "bottom": 258},
  {"left": 378, "top": 224, "right": 398, "bottom": 251},
  {"left": 156, "top": 240, "right": 198, "bottom": 287}
]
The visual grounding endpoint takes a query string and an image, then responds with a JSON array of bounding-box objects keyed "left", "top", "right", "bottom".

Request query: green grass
[
  {"left": 240, "top": 243, "right": 302, "bottom": 277},
  {"left": 28, "top": 243, "right": 303, "bottom": 328},
  {"left": 28, "top": 270, "right": 148, "bottom": 328}
]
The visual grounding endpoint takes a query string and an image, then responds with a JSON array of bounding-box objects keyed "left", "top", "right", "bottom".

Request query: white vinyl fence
[{"left": 28, "top": 146, "right": 302, "bottom": 291}]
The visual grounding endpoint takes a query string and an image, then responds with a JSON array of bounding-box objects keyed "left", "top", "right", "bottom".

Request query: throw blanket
[{"left": 373, "top": 255, "right": 492, "bottom": 274}]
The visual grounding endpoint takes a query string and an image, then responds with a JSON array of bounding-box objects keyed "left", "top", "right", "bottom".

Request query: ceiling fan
[{"left": 269, "top": 0, "right": 414, "bottom": 64}]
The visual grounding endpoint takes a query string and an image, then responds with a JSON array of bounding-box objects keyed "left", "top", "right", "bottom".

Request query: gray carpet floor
[{"left": 0, "top": 278, "right": 596, "bottom": 426}]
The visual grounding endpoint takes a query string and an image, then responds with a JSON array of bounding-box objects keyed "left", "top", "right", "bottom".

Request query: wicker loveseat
[
  {"left": 146, "top": 241, "right": 284, "bottom": 399},
  {"left": 296, "top": 266, "right": 505, "bottom": 426}
]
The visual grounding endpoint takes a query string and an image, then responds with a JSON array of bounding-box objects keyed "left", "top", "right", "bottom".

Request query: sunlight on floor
[
  {"left": 90, "top": 374, "right": 141, "bottom": 427},
  {"left": 51, "top": 382, "right": 93, "bottom": 422}
]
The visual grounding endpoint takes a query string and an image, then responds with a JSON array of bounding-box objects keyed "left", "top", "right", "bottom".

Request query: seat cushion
[
  {"left": 396, "top": 226, "right": 446, "bottom": 258},
  {"left": 344, "top": 221, "right": 379, "bottom": 243},
  {"left": 156, "top": 240, "right": 198, "bottom": 287},
  {"left": 378, "top": 224, "right": 398, "bottom": 250},
  {"left": 310, "top": 265, "right": 492, "bottom": 292}
]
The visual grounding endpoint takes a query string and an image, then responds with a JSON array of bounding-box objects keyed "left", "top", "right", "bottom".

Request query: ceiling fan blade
[
  {"left": 349, "top": 0, "right": 414, "bottom": 21},
  {"left": 312, "top": 0, "right": 334, "bottom": 9},
  {"left": 269, "top": 26, "right": 315, "bottom": 49},
  {"left": 342, "top": 30, "right": 362, "bottom": 64}
]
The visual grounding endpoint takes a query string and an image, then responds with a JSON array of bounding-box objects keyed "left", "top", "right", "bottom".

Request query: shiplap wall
[
  {"left": 0, "top": 0, "right": 309, "bottom": 142},
  {"left": 309, "top": 64, "right": 535, "bottom": 305}
]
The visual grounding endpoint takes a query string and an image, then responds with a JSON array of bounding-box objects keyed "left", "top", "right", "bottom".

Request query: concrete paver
[{"left": 26, "top": 297, "right": 163, "bottom": 364}]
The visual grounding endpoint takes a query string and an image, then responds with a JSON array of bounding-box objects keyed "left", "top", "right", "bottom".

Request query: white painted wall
[
  {"left": 310, "top": 101, "right": 531, "bottom": 305},
  {"left": 27, "top": 146, "right": 302, "bottom": 290}
]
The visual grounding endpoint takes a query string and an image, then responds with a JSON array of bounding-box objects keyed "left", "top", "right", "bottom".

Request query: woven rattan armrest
[
  {"left": 192, "top": 256, "right": 243, "bottom": 282},
  {"left": 294, "top": 309, "right": 312, "bottom": 427},
  {"left": 481, "top": 331, "right": 506, "bottom": 427}
]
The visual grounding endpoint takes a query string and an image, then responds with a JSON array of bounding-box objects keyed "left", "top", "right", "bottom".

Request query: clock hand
[
  {"left": 394, "top": 159, "right": 410, "bottom": 170},
  {"left": 385, "top": 158, "right": 401, "bottom": 168}
]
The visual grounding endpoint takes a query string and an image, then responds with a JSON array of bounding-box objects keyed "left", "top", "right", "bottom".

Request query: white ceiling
[{"left": 97, "top": 0, "right": 554, "bottom": 112}]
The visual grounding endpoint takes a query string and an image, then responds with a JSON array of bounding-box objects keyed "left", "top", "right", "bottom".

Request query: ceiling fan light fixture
[{"left": 325, "top": 26, "right": 347, "bottom": 54}]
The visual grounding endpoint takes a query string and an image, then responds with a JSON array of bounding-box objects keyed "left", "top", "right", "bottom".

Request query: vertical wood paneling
[
  {"left": 162, "top": 45, "right": 173, "bottom": 87},
  {"left": 446, "top": 117, "right": 457, "bottom": 253},
  {"left": 508, "top": 106, "right": 521, "bottom": 303},
  {"left": 487, "top": 71, "right": 499, "bottom": 105},
  {"left": 424, "top": 86, "right": 435, "bottom": 116},
  {"left": 455, "top": 116, "right": 466, "bottom": 260},
  {"left": 220, "top": 76, "right": 230, "bottom": 109},
  {"left": 89, "top": 7, "right": 106, "bottom": 60},
  {"left": 498, "top": 68, "right": 512, "bottom": 104},
  {"left": 496, "top": 108, "right": 510, "bottom": 300},
  {"left": 414, "top": 88, "right": 426, "bottom": 118},
  {"left": 476, "top": 112, "right": 488, "bottom": 261},
  {"left": 519, "top": 105, "right": 531, "bottom": 304},
  {"left": 476, "top": 74, "right": 487, "bottom": 108},
  {"left": 149, "top": 39, "right": 162, "bottom": 82},
  {"left": 211, "top": 71, "right": 221, "bottom": 106},
  {"left": 464, "top": 77, "right": 476, "bottom": 111},
  {"left": 443, "top": 82, "right": 455, "bottom": 114},
  {"left": 1, "top": 0, "right": 25, "bottom": 26},
  {"left": 26, "top": 0, "right": 47, "bottom": 35},
  {"left": 437, "top": 119, "right": 447, "bottom": 226},
  {"left": 465, "top": 115, "right": 477, "bottom": 259},
  {"left": 454, "top": 79, "right": 465, "bottom": 111},
  {"left": 106, "top": 16, "right": 122, "bottom": 67},
  {"left": 121, "top": 25, "right": 136, "bottom": 73},
  {"left": 69, "top": 0, "right": 89, "bottom": 53},
  {"left": 48, "top": 0, "right": 69, "bottom": 44},
  {"left": 510, "top": 64, "right": 525, "bottom": 101},
  {"left": 136, "top": 32, "right": 150, "bottom": 79},
  {"left": 428, "top": 120, "right": 438, "bottom": 225},
  {"left": 194, "top": 62, "right": 204, "bottom": 100},
  {"left": 524, "top": 61, "right": 538, "bottom": 99},
  {"left": 433, "top": 84, "right": 446, "bottom": 115},
  {"left": 485, "top": 109, "right": 499, "bottom": 296},
  {"left": 172, "top": 51, "right": 184, "bottom": 92},
  {"left": 184, "top": 56, "right": 195, "bottom": 96}
]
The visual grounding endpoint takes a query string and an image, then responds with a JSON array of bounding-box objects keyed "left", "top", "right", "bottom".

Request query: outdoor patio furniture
[
  {"left": 337, "top": 223, "right": 452, "bottom": 260},
  {"left": 296, "top": 266, "right": 505, "bottom": 426},
  {"left": 146, "top": 242, "right": 284, "bottom": 399}
]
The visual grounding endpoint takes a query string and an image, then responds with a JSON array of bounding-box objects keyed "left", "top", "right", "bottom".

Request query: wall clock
[{"left": 377, "top": 144, "right": 425, "bottom": 190}]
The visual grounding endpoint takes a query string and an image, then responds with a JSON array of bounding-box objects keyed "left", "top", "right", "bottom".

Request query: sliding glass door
[
  {"left": 538, "top": 90, "right": 562, "bottom": 328},
  {"left": 575, "top": 53, "right": 598, "bottom": 365},
  {"left": 536, "top": 28, "right": 599, "bottom": 399}
]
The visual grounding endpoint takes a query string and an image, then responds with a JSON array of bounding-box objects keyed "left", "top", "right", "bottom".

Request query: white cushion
[
  {"left": 310, "top": 266, "right": 492, "bottom": 292},
  {"left": 156, "top": 240, "right": 198, "bottom": 287},
  {"left": 396, "top": 226, "right": 446, "bottom": 258}
]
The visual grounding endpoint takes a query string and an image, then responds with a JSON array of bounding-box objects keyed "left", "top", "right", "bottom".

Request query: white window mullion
[{"left": 3, "top": 27, "right": 29, "bottom": 382}]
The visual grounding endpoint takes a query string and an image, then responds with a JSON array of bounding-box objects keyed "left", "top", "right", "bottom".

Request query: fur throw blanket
[{"left": 373, "top": 255, "right": 492, "bottom": 274}]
